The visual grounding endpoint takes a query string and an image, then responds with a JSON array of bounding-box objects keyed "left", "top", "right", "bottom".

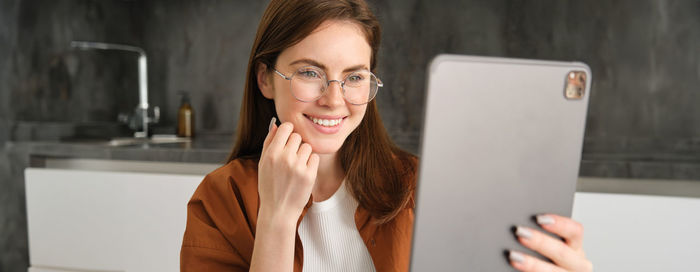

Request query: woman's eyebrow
[{"left": 289, "top": 58, "right": 368, "bottom": 73}]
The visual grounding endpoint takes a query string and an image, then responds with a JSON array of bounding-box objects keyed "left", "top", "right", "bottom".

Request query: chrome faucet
[{"left": 71, "top": 41, "right": 159, "bottom": 138}]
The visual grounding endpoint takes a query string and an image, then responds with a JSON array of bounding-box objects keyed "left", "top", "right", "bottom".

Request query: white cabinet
[
  {"left": 25, "top": 159, "right": 218, "bottom": 272},
  {"left": 26, "top": 161, "right": 700, "bottom": 272},
  {"left": 572, "top": 178, "right": 700, "bottom": 272}
]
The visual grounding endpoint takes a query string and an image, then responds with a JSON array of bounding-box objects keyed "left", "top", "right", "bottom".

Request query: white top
[{"left": 298, "top": 182, "right": 376, "bottom": 272}]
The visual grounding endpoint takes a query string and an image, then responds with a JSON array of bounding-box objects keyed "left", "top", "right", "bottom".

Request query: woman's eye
[
  {"left": 300, "top": 70, "right": 319, "bottom": 78},
  {"left": 348, "top": 75, "right": 363, "bottom": 82}
]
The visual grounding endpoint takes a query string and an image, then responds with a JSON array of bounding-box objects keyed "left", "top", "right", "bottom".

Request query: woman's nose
[{"left": 318, "top": 80, "right": 345, "bottom": 107}]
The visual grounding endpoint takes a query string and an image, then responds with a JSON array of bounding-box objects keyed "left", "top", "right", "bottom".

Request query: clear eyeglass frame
[{"left": 272, "top": 66, "right": 383, "bottom": 105}]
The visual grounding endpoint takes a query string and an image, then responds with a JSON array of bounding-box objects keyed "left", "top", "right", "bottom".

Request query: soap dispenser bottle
[{"left": 177, "top": 92, "right": 194, "bottom": 138}]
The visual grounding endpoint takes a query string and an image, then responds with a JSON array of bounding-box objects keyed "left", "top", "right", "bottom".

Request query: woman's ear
[{"left": 257, "top": 62, "right": 274, "bottom": 99}]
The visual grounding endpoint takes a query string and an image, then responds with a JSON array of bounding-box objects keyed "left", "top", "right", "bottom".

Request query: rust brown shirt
[{"left": 180, "top": 158, "right": 415, "bottom": 272}]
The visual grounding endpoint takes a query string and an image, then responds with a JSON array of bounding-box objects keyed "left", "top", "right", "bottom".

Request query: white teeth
[{"left": 309, "top": 116, "right": 342, "bottom": 127}]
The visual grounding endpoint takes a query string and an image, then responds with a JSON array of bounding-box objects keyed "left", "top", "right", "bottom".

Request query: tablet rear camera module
[{"left": 564, "top": 71, "right": 586, "bottom": 100}]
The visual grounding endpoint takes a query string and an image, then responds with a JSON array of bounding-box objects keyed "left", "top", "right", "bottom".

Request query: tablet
[{"left": 410, "top": 55, "right": 592, "bottom": 271}]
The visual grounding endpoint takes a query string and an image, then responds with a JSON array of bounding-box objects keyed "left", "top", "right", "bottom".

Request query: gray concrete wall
[
  {"left": 0, "top": 0, "right": 142, "bottom": 270},
  {"left": 1, "top": 0, "right": 141, "bottom": 124},
  {"left": 1, "top": 0, "right": 699, "bottom": 270},
  {"left": 3, "top": 0, "right": 698, "bottom": 153},
  {"left": 504, "top": 0, "right": 700, "bottom": 155},
  {"left": 139, "top": 0, "right": 268, "bottom": 134}
]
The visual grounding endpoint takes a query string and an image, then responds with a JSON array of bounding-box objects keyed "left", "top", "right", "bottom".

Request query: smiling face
[{"left": 257, "top": 20, "right": 372, "bottom": 155}]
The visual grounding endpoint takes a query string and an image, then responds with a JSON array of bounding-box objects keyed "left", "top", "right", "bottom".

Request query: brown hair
[{"left": 227, "top": 0, "right": 417, "bottom": 224}]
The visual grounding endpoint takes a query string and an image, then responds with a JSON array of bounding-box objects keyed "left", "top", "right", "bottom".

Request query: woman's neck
[{"left": 312, "top": 152, "right": 345, "bottom": 202}]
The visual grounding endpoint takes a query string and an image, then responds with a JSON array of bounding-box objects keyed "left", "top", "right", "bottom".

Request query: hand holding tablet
[{"left": 510, "top": 214, "right": 592, "bottom": 271}]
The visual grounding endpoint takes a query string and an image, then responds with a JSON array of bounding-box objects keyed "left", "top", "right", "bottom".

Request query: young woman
[{"left": 180, "top": 0, "right": 593, "bottom": 271}]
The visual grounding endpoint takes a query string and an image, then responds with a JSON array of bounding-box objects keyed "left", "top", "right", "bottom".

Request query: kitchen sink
[
  {"left": 60, "top": 135, "right": 192, "bottom": 147},
  {"left": 107, "top": 135, "right": 192, "bottom": 146}
]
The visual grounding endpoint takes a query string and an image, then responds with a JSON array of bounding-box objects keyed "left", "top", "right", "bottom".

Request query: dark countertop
[
  {"left": 6, "top": 134, "right": 235, "bottom": 165},
  {"left": 5, "top": 128, "right": 700, "bottom": 180},
  {"left": 8, "top": 143, "right": 700, "bottom": 181},
  {"left": 580, "top": 153, "right": 700, "bottom": 180}
]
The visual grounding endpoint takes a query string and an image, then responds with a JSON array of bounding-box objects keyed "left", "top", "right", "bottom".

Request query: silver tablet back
[{"left": 410, "top": 55, "right": 591, "bottom": 271}]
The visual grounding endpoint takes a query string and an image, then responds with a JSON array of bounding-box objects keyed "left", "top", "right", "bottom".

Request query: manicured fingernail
[
  {"left": 509, "top": 250, "right": 525, "bottom": 264},
  {"left": 269, "top": 117, "right": 276, "bottom": 132},
  {"left": 537, "top": 215, "right": 555, "bottom": 225},
  {"left": 515, "top": 226, "right": 532, "bottom": 239}
]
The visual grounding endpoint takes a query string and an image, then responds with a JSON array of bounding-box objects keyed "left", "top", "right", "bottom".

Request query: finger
[
  {"left": 266, "top": 122, "right": 294, "bottom": 155},
  {"left": 514, "top": 226, "right": 583, "bottom": 270},
  {"left": 261, "top": 117, "right": 278, "bottom": 156},
  {"left": 508, "top": 250, "right": 566, "bottom": 272},
  {"left": 297, "top": 143, "right": 313, "bottom": 162},
  {"left": 307, "top": 153, "right": 320, "bottom": 174},
  {"left": 284, "top": 133, "right": 303, "bottom": 156},
  {"left": 536, "top": 214, "right": 585, "bottom": 250}
]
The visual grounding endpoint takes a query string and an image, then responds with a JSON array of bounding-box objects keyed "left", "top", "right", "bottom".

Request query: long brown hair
[{"left": 228, "top": 0, "right": 417, "bottom": 224}]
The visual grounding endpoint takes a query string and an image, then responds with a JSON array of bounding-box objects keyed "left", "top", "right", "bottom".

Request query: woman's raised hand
[
  {"left": 257, "top": 117, "right": 320, "bottom": 224},
  {"left": 509, "top": 214, "right": 593, "bottom": 272},
  {"left": 250, "top": 117, "right": 319, "bottom": 271}
]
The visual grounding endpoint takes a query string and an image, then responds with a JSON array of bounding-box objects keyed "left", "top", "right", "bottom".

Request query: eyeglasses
[{"left": 273, "top": 66, "right": 383, "bottom": 105}]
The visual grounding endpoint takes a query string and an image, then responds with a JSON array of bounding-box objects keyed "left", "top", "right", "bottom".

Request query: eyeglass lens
[{"left": 289, "top": 67, "right": 378, "bottom": 104}]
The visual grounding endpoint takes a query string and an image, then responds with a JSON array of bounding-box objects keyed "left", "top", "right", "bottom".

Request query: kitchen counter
[
  {"left": 580, "top": 153, "right": 700, "bottom": 180},
  {"left": 5, "top": 121, "right": 697, "bottom": 180},
  {"left": 6, "top": 134, "right": 234, "bottom": 165},
  {"left": 2, "top": 134, "right": 234, "bottom": 269},
  {"left": 4, "top": 130, "right": 700, "bottom": 272},
  {"left": 6, "top": 136, "right": 700, "bottom": 179}
]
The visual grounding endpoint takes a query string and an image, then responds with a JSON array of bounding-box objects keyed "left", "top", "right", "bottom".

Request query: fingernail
[
  {"left": 509, "top": 250, "right": 525, "bottom": 264},
  {"left": 536, "top": 214, "right": 555, "bottom": 225},
  {"left": 515, "top": 226, "right": 532, "bottom": 239},
  {"left": 269, "top": 117, "right": 276, "bottom": 132}
]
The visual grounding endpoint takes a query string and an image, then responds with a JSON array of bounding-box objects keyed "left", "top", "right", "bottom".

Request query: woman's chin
[{"left": 308, "top": 140, "right": 345, "bottom": 155}]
